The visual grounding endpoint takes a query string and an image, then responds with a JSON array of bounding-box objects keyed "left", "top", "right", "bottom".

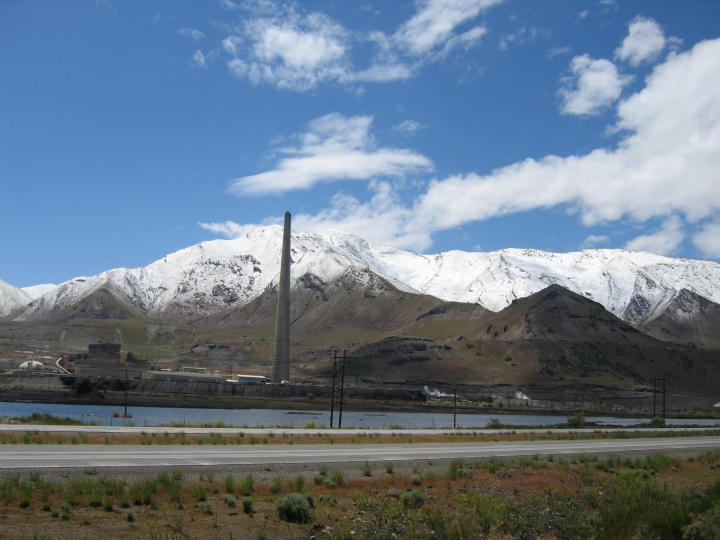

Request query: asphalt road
[{"left": 1, "top": 437, "right": 719, "bottom": 469}]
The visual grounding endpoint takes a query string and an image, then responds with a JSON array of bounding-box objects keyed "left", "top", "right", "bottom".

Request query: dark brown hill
[{"left": 639, "top": 289, "right": 720, "bottom": 349}]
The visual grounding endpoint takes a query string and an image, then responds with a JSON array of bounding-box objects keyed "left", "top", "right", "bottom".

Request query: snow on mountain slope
[
  {"left": 0, "top": 278, "right": 30, "bottom": 317},
  {"left": 21, "top": 283, "right": 57, "bottom": 301},
  {"left": 8, "top": 225, "right": 720, "bottom": 324}
]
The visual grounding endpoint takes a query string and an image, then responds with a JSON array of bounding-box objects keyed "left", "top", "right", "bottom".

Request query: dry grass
[
  {"left": 1, "top": 451, "right": 720, "bottom": 539},
  {"left": 1, "top": 428, "right": 718, "bottom": 447}
]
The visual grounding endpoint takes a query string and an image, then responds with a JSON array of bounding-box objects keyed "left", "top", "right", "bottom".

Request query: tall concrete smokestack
[{"left": 272, "top": 211, "right": 291, "bottom": 383}]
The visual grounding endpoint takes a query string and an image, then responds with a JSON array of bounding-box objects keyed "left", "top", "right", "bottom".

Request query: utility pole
[
  {"left": 338, "top": 350, "right": 346, "bottom": 429},
  {"left": 652, "top": 378, "right": 657, "bottom": 418},
  {"left": 453, "top": 384, "right": 457, "bottom": 429},
  {"left": 330, "top": 351, "right": 337, "bottom": 428},
  {"left": 123, "top": 366, "right": 128, "bottom": 418},
  {"left": 652, "top": 377, "right": 667, "bottom": 421}
]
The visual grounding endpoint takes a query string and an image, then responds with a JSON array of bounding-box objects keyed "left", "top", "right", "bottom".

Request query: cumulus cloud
[
  {"left": 224, "top": 9, "right": 350, "bottom": 90},
  {"left": 206, "top": 39, "right": 720, "bottom": 259},
  {"left": 693, "top": 219, "right": 720, "bottom": 258},
  {"left": 615, "top": 16, "right": 666, "bottom": 66},
  {"left": 415, "top": 38, "right": 720, "bottom": 239},
  {"left": 559, "top": 54, "right": 631, "bottom": 115},
  {"left": 218, "top": 0, "right": 501, "bottom": 90},
  {"left": 202, "top": 182, "right": 431, "bottom": 250},
  {"left": 393, "top": 0, "right": 501, "bottom": 55},
  {"left": 624, "top": 216, "right": 684, "bottom": 254},
  {"left": 229, "top": 113, "right": 432, "bottom": 196},
  {"left": 178, "top": 28, "right": 205, "bottom": 41}
]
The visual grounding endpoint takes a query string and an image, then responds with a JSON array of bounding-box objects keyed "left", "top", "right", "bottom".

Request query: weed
[
  {"left": 242, "top": 496, "right": 253, "bottom": 514},
  {"left": 239, "top": 474, "right": 254, "bottom": 496},
  {"left": 223, "top": 494, "right": 236, "bottom": 507},
  {"left": 269, "top": 478, "right": 282, "bottom": 494},
  {"left": 224, "top": 475, "right": 235, "bottom": 493},
  {"left": 192, "top": 485, "right": 207, "bottom": 502},
  {"left": 292, "top": 475, "right": 307, "bottom": 493},
  {"left": 331, "top": 472, "right": 345, "bottom": 487}
]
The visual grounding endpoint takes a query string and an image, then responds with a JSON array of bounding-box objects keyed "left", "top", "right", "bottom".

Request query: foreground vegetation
[
  {"left": 1, "top": 428, "right": 719, "bottom": 447},
  {"left": 2, "top": 450, "right": 720, "bottom": 538}
]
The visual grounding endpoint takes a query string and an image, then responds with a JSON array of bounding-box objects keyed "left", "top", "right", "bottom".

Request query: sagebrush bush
[
  {"left": 401, "top": 490, "right": 427, "bottom": 508},
  {"left": 276, "top": 493, "right": 312, "bottom": 523}
]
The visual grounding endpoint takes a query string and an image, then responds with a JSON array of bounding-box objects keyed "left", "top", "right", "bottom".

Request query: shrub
[
  {"left": 270, "top": 478, "right": 282, "bottom": 494},
  {"left": 239, "top": 474, "right": 254, "bottom": 496},
  {"left": 224, "top": 475, "right": 235, "bottom": 493},
  {"left": 224, "top": 494, "right": 236, "bottom": 507},
  {"left": 18, "top": 482, "right": 33, "bottom": 508},
  {"left": 242, "top": 496, "right": 253, "bottom": 514},
  {"left": 192, "top": 485, "right": 207, "bottom": 502},
  {"left": 292, "top": 475, "right": 307, "bottom": 493},
  {"left": 276, "top": 493, "right": 312, "bottom": 524},
  {"left": 385, "top": 463, "right": 394, "bottom": 474},
  {"left": 567, "top": 411, "right": 585, "bottom": 428},
  {"left": 401, "top": 490, "right": 427, "bottom": 508},
  {"left": 331, "top": 472, "right": 345, "bottom": 487},
  {"left": 411, "top": 474, "right": 422, "bottom": 486},
  {"left": 313, "top": 475, "right": 324, "bottom": 485},
  {"left": 449, "top": 461, "right": 472, "bottom": 479}
]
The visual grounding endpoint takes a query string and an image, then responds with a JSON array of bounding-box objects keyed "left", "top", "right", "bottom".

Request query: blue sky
[{"left": 2, "top": 0, "right": 720, "bottom": 287}]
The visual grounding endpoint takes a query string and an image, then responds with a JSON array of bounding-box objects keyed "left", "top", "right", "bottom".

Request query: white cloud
[
  {"left": 559, "top": 54, "right": 631, "bottom": 116},
  {"left": 548, "top": 46, "right": 571, "bottom": 58},
  {"left": 581, "top": 234, "right": 609, "bottom": 248},
  {"left": 392, "top": 120, "right": 424, "bottom": 134},
  {"left": 229, "top": 113, "right": 432, "bottom": 196},
  {"left": 693, "top": 219, "right": 720, "bottom": 258},
  {"left": 393, "top": 0, "right": 502, "bottom": 55},
  {"left": 216, "top": 0, "right": 502, "bottom": 90},
  {"left": 416, "top": 38, "right": 720, "bottom": 233},
  {"left": 191, "top": 50, "right": 207, "bottom": 68},
  {"left": 625, "top": 216, "right": 684, "bottom": 255},
  {"left": 178, "top": 28, "right": 205, "bottom": 41},
  {"left": 498, "top": 26, "right": 542, "bottom": 51},
  {"left": 202, "top": 182, "right": 431, "bottom": 250},
  {"left": 615, "top": 16, "right": 666, "bottom": 66},
  {"left": 348, "top": 63, "right": 414, "bottom": 83},
  {"left": 224, "top": 9, "right": 350, "bottom": 91},
  {"left": 206, "top": 39, "right": 720, "bottom": 258},
  {"left": 577, "top": 10, "right": 589, "bottom": 21},
  {"left": 198, "top": 221, "right": 256, "bottom": 237},
  {"left": 294, "top": 182, "right": 432, "bottom": 250}
]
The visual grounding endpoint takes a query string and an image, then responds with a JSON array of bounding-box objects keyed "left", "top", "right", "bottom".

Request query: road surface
[{"left": 1, "top": 437, "right": 718, "bottom": 469}]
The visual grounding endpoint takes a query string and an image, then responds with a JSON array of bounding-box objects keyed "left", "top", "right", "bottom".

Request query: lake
[{"left": 2, "top": 401, "right": 719, "bottom": 429}]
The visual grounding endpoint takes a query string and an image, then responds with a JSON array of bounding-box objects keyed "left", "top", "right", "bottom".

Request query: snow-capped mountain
[
  {"left": 0, "top": 278, "right": 30, "bottom": 317},
  {"left": 6, "top": 225, "right": 720, "bottom": 324},
  {"left": 21, "top": 283, "right": 58, "bottom": 301}
]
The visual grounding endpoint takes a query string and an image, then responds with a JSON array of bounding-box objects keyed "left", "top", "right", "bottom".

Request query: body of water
[{"left": 2, "top": 401, "right": 719, "bottom": 429}]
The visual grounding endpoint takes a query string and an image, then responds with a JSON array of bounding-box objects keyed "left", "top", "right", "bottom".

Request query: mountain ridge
[{"left": 3, "top": 226, "right": 720, "bottom": 332}]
